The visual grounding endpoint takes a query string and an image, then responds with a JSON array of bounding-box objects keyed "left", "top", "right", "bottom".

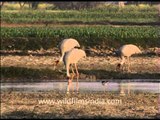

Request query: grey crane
[
  {"left": 55, "top": 38, "right": 80, "bottom": 66},
  {"left": 116, "top": 44, "right": 142, "bottom": 72},
  {"left": 63, "top": 48, "right": 86, "bottom": 93}
]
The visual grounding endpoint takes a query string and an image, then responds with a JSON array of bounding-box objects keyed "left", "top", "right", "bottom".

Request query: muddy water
[{"left": 1, "top": 79, "right": 160, "bottom": 93}]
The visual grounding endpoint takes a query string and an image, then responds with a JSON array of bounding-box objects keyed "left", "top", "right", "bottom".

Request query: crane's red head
[
  {"left": 66, "top": 76, "right": 70, "bottom": 80},
  {"left": 55, "top": 60, "right": 59, "bottom": 66}
]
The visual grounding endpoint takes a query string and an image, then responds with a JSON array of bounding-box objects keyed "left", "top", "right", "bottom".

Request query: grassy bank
[
  {"left": 1, "top": 91, "right": 159, "bottom": 119},
  {"left": 1, "top": 26, "right": 160, "bottom": 50}
]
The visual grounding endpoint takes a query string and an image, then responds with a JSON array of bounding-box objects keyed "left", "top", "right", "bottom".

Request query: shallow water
[{"left": 1, "top": 79, "right": 160, "bottom": 93}]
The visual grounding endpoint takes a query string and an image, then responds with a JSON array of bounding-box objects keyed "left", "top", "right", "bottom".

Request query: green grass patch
[
  {"left": 1, "top": 5, "right": 159, "bottom": 24},
  {"left": 1, "top": 26, "right": 160, "bottom": 50}
]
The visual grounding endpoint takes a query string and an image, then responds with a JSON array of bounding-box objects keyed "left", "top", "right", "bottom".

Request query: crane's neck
[
  {"left": 59, "top": 57, "right": 63, "bottom": 62},
  {"left": 66, "top": 64, "right": 70, "bottom": 78}
]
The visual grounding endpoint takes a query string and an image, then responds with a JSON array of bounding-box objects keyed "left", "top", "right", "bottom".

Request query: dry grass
[
  {"left": 1, "top": 55, "right": 159, "bottom": 73},
  {"left": 1, "top": 91, "right": 159, "bottom": 119},
  {"left": 1, "top": 54, "right": 160, "bottom": 82}
]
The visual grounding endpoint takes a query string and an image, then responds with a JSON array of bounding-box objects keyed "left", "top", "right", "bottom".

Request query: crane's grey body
[
  {"left": 62, "top": 48, "right": 86, "bottom": 94},
  {"left": 56, "top": 38, "right": 83, "bottom": 94},
  {"left": 119, "top": 44, "right": 141, "bottom": 57},
  {"left": 58, "top": 38, "right": 80, "bottom": 63},
  {"left": 117, "top": 44, "right": 142, "bottom": 72},
  {"left": 63, "top": 48, "right": 86, "bottom": 77}
]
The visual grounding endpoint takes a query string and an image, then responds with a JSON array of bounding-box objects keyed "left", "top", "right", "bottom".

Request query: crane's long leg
[
  {"left": 71, "top": 65, "right": 75, "bottom": 76},
  {"left": 75, "top": 63, "right": 79, "bottom": 77},
  {"left": 67, "top": 78, "right": 72, "bottom": 94},
  {"left": 71, "top": 65, "right": 75, "bottom": 92},
  {"left": 74, "top": 63, "right": 79, "bottom": 93},
  {"left": 66, "top": 64, "right": 72, "bottom": 94}
]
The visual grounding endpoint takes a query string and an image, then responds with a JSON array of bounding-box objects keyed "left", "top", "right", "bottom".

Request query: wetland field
[{"left": 1, "top": 2, "right": 160, "bottom": 119}]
